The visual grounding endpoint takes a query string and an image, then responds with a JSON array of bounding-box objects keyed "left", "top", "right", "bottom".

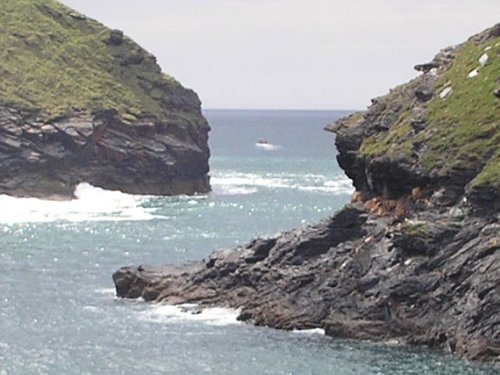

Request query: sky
[{"left": 60, "top": 0, "right": 500, "bottom": 110}]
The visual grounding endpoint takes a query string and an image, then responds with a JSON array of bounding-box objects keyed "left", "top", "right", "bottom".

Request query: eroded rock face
[
  {"left": 113, "top": 25, "right": 499, "bottom": 362},
  {"left": 0, "top": 104, "right": 210, "bottom": 198}
]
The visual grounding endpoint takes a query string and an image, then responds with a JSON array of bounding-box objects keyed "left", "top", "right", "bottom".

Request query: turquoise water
[{"left": 0, "top": 110, "right": 497, "bottom": 374}]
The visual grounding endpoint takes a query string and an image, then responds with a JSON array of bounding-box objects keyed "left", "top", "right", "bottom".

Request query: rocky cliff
[
  {"left": 113, "top": 25, "right": 500, "bottom": 362},
  {"left": 0, "top": 0, "right": 210, "bottom": 198}
]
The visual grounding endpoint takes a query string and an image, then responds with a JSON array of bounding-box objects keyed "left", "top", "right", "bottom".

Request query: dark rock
[
  {"left": 108, "top": 29, "right": 124, "bottom": 45},
  {"left": 488, "top": 23, "right": 500, "bottom": 38},
  {"left": 472, "top": 22, "right": 500, "bottom": 43},
  {"left": 0, "top": 106, "right": 210, "bottom": 198},
  {"left": 245, "top": 238, "right": 277, "bottom": 263},
  {"left": 430, "top": 186, "right": 461, "bottom": 207},
  {"left": 113, "top": 200, "right": 500, "bottom": 363},
  {"left": 324, "top": 316, "right": 397, "bottom": 341},
  {"left": 415, "top": 87, "right": 433, "bottom": 102},
  {"left": 410, "top": 107, "right": 427, "bottom": 132},
  {"left": 68, "top": 12, "right": 86, "bottom": 20},
  {"left": 414, "top": 62, "right": 439, "bottom": 73}
]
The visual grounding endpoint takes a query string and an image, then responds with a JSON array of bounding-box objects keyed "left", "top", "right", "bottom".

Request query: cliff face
[
  {"left": 330, "top": 24, "right": 500, "bottom": 211},
  {"left": 0, "top": 0, "right": 210, "bottom": 198},
  {"left": 113, "top": 26, "right": 500, "bottom": 362}
]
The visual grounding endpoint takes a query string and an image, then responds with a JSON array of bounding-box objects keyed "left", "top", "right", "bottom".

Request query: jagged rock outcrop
[
  {"left": 113, "top": 25, "right": 500, "bottom": 362},
  {"left": 114, "top": 204, "right": 499, "bottom": 362},
  {"left": 0, "top": 0, "right": 210, "bottom": 198},
  {"left": 329, "top": 23, "right": 500, "bottom": 211}
]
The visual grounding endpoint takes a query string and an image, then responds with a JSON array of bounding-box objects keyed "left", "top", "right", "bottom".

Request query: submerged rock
[
  {"left": 113, "top": 24, "right": 500, "bottom": 362},
  {"left": 0, "top": 0, "right": 210, "bottom": 198}
]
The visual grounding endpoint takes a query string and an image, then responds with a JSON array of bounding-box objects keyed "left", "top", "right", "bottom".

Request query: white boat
[{"left": 255, "top": 139, "right": 280, "bottom": 150}]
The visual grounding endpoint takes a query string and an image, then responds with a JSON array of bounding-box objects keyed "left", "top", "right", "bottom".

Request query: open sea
[{"left": 0, "top": 109, "right": 497, "bottom": 374}]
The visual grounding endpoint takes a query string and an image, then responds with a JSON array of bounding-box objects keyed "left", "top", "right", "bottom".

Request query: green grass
[
  {"left": 400, "top": 220, "right": 429, "bottom": 237},
  {"left": 358, "top": 36, "right": 499, "bottom": 191},
  {"left": 359, "top": 79, "right": 422, "bottom": 161},
  {"left": 470, "top": 152, "right": 500, "bottom": 190},
  {"left": 361, "top": 110, "right": 414, "bottom": 160},
  {"left": 422, "top": 38, "right": 500, "bottom": 188},
  {"left": 0, "top": 0, "right": 187, "bottom": 120}
]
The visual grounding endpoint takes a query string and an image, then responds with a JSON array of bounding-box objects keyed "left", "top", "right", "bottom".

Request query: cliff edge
[
  {"left": 113, "top": 25, "right": 499, "bottom": 362},
  {"left": 0, "top": 0, "right": 210, "bottom": 198}
]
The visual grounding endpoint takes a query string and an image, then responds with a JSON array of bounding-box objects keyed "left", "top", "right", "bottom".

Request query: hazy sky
[{"left": 60, "top": 0, "right": 499, "bottom": 110}]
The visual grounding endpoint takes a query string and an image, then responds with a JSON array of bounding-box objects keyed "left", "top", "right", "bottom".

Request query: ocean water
[{"left": 0, "top": 109, "right": 497, "bottom": 374}]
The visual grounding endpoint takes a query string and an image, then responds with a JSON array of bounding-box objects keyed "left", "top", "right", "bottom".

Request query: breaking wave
[
  {"left": 0, "top": 183, "right": 160, "bottom": 224},
  {"left": 140, "top": 304, "right": 241, "bottom": 326},
  {"left": 211, "top": 171, "right": 353, "bottom": 196},
  {"left": 292, "top": 328, "right": 326, "bottom": 335}
]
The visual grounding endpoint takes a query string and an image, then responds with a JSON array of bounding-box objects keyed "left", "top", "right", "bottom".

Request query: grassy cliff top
[
  {"left": 424, "top": 37, "right": 499, "bottom": 191},
  {"left": 0, "top": 0, "right": 194, "bottom": 120},
  {"left": 358, "top": 32, "right": 500, "bottom": 193}
]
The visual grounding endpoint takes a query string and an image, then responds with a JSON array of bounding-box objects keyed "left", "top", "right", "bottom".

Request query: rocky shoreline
[
  {"left": 0, "top": 105, "right": 210, "bottom": 199},
  {"left": 0, "top": 0, "right": 210, "bottom": 199},
  {"left": 113, "top": 25, "right": 499, "bottom": 362},
  {"left": 114, "top": 202, "right": 499, "bottom": 362}
]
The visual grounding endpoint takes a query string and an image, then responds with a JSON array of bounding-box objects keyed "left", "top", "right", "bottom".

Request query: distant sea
[{"left": 0, "top": 110, "right": 496, "bottom": 374}]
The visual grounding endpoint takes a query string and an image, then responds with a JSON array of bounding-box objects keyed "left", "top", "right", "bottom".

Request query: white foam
[
  {"left": 211, "top": 171, "right": 353, "bottom": 196},
  {"left": 384, "top": 339, "right": 402, "bottom": 346},
  {"left": 141, "top": 304, "right": 241, "bottom": 326},
  {"left": 211, "top": 173, "right": 289, "bottom": 189},
  {"left": 0, "top": 183, "right": 161, "bottom": 224},
  {"left": 298, "top": 179, "right": 353, "bottom": 193},
  {"left": 83, "top": 305, "right": 99, "bottom": 312},
  {"left": 178, "top": 194, "right": 208, "bottom": 201},
  {"left": 213, "top": 186, "right": 259, "bottom": 196},
  {"left": 292, "top": 328, "right": 325, "bottom": 335},
  {"left": 94, "top": 288, "right": 117, "bottom": 296}
]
